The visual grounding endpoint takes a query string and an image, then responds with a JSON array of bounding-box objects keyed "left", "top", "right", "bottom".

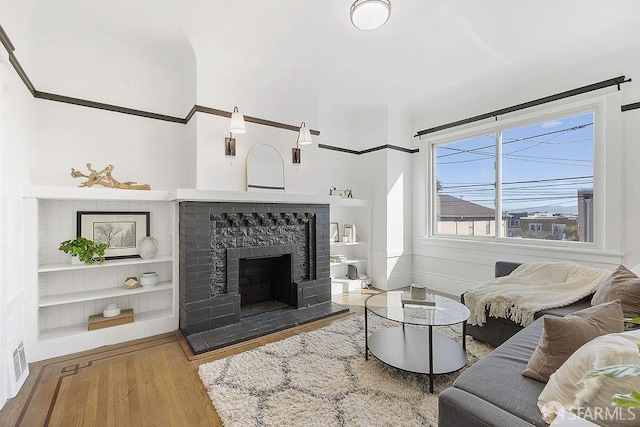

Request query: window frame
[
  {"left": 529, "top": 223, "right": 543, "bottom": 232},
  {"left": 425, "top": 96, "right": 610, "bottom": 250}
]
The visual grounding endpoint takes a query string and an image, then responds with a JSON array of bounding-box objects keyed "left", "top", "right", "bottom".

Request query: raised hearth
[{"left": 179, "top": 201, "right": 347, "bottom": 354}]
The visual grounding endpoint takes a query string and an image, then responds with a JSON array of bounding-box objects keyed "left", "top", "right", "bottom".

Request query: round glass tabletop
[{"left": 365, "top": 291, "right": 470, "bottom": 327}]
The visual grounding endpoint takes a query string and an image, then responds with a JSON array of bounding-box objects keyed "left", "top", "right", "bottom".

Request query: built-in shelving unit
[
  {"left": 329, "top": 198, "right": 373, "bottom": 295},
  {"left": 23, "top": 185, "right": 178, "bottom": 361}
]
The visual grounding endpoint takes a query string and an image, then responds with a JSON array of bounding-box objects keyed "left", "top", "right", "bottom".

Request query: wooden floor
[{"left": 0, "top": 289, "right": 378, "bottom": 427}]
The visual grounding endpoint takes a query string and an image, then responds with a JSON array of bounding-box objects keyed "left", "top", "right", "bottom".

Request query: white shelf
[
  {"left": 329, "top": 197, "right": 372, "bottom": 207},
  {"left": 330, "top": 259, "right": 363, "bottom": 267},
  {"left": 23, "top": 185, "right": 174, "bottom": 201},
  {"left": 38, "top": 308, "right": 173, "bottom": 341},
  {"left": 25, "top": 190, "right": 179, "bottom": 361},
  {"left": 330, "top": 242, "right": 361, "bottom": 247},
  {"left": 38, "top": 282, "right": 173, "bottom": 307},
  {"left": 38, "top": 255, "right": 173, "bottom": 273},
  {"left": 176, "top": 188, "right": 334, "bottom": 204}
]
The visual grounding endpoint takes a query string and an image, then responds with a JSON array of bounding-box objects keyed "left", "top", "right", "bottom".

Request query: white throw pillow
[
  {"left": 538, "top": 330, "right": 640, "bottom": 426},
  {"left": 630, "top": 264, "right": 640, "bottom": 278}
]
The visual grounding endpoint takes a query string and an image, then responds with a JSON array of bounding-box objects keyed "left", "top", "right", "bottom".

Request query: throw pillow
[
  {"left": 538, "top": 330, "right": 640, "bottom": 426},
  {"left": 522, "top": 300, "right": 624, "bottom": 382},
  {"left": 592, "top": 265, "right": 640, "bottom": 318}
]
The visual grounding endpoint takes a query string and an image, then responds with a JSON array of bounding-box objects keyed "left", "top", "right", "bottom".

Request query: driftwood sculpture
[{"left": 71, "top": 163, "right": 151, "bottom": 190}]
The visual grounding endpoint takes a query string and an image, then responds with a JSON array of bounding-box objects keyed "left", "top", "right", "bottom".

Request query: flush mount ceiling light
[{"left": 350, "top": 0, "right": 391, "bottom": 31}]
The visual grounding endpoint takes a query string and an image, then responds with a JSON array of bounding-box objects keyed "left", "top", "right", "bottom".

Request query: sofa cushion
[
  {"left": 438, "top": 387, "right": 538, "bottom": 427},
  {"left": 522, "top": 300, "right": 625, "bottom": 382},
  {"left": 452, "top": 317, "right": 548, "bottom": 426},
  {"left": 592, "top": 264, "right": 640, "bottom": 318},
  {"left": 533, "top": 295, "right": 591, "bottom": 318},
  {"left": 538, "top": 330, "right": 640, "bottom": 426}
]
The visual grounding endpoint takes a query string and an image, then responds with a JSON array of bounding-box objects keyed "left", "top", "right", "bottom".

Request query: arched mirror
[{"left": 246, "top": 144, "right": 285, "bottom": 193}]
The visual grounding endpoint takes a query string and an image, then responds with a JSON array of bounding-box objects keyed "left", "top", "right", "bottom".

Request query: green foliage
[
  {"left": 582, "top": 319, "right": 640, "bottom": 409},
  {"left": 582, "top": 364, "right": 640, "bottom": 381},
  {"left": 613, "top": 391, "right": 640, "bottom": 408},
  {"left": 58, "top": 237, "right": 107, "bottom": 265},
  {"left": 563, "top": 225, "right": 579, "bottom": 241}
]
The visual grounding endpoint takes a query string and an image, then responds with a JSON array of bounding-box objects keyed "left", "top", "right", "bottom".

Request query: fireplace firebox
[{"left": 239, "top": 254, "right": 294, "bottom": 317}]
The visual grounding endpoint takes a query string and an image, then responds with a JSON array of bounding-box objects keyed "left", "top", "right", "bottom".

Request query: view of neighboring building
[
  {"left": 516, "top": 213, "right": 578, "bottom": 240},
  {"left": 436, "top": 194, "right": 507, "bottom": 236},
  {"left": 438, "top": 191, "right": 590, "bottom": 242},
  {"left": 577, "top": 189, "right": 594, "bottom": 242}
]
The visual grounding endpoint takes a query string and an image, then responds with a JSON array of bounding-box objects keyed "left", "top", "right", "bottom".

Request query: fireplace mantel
[{"left": 175, "top": 188, "right": 335, "bottom": 204}]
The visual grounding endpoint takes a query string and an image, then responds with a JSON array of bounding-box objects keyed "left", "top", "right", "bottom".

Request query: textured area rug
[{"left": 198, "top": 315, "right": 493, "bottom": 426}]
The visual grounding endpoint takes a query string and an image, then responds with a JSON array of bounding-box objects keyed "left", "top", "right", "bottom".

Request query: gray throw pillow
[
  {"left": 592, "top": 264, "right": 640, "bottom": 318},
  {"left": 522, "top": 300, "right": 624, "bottom": 382}
]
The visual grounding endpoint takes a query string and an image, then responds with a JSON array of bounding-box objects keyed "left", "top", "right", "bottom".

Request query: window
[
  {"left": 431, "top": 110, "right": 595, "bottom": 244},
  {"left": 529, "top": 223, "right": 543, "bottom": 232}
]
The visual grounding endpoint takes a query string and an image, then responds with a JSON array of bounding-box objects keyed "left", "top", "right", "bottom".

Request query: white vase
[
  {"left": 139, "top": 236, "right": 158, "bottom": 260},
  {"left": 71, "top": 255, "right": 83, "bottom": 265},
  {"left": 140, "top": 272, "right": 159, "bottom": 287}
]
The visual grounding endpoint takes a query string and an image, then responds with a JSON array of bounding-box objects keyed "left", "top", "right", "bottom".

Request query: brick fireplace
[{"left": 179, "top": 201, "right": 347, "bottom": 354}]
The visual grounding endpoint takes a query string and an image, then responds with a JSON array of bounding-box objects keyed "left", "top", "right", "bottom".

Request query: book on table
[{"left": 401, "top": 292, "right": 436, "bottom": 307}]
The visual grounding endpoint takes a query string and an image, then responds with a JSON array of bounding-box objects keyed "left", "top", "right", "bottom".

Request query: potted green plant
[{"left": 58, "top": 237, "right": 108, "bottom": 265}]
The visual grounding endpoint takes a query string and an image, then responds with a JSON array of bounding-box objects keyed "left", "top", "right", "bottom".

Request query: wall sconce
[
  {"left": 292, "top": 122, "right": 312, "bottom": 163},
  {"left": 297, "top": 122, "right": 312, "bottom": 145},
  {"left": 229, "top": 106, "right": 246, "bottom": 133},
  {"left": 292, "top": 146, "right": 301, "bottom": 164},
  {"left": 225, "top": 106, "right": 245, "bottom": 156},
  {"left": 225, "top": 133, "right": 236, "bottom": 156}
]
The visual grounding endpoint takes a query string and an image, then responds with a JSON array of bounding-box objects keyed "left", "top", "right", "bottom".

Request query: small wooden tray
[{"left": 88, "top": 308, "right": 134, "bottom": 330}]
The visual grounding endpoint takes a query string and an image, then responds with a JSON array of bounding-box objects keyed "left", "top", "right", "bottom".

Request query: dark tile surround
[{"left": 179, "top": 201, "right": 348, "bottom": 354}]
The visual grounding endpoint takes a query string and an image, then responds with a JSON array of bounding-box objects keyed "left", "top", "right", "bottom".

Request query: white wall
[
  {"left": 367, "top": 105, "right": 416, "bottom": 290},
  {"left": 194, "top": 112, "right": 320, "bottom": 193},
  {"left": 0, "top": 57, "right": 34, "bottom": 409},
  {"left": 410, "top": 46, "right": 640, "bottom": 296},
  {"left": 32, "top": 101, "right": 190, "bottom": 190}
]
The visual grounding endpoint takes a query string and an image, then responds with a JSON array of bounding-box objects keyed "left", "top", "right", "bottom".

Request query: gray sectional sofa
[
  {"left": 438, "top": 261, "right": 596, "bottom": 426},
  {"left": 439, "top": 316, "right": 549, "bottom": 426}
]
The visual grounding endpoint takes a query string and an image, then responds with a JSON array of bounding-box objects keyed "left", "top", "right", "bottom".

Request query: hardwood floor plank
[{"left": 0, "top": 291, "right": 379, "bottom": 426}]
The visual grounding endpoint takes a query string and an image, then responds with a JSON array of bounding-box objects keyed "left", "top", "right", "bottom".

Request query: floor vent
[{"left": 8, "top": 341, "right": 28, "bottom": 397}]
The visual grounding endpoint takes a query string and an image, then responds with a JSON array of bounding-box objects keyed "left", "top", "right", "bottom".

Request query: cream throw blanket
[{"left": 465, "top": 262, "right": 612, "bottom": 327}]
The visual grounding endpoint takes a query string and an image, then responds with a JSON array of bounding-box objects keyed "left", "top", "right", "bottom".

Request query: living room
[{"left": 2, "top": 0, "right": 640, "bottom": 424}]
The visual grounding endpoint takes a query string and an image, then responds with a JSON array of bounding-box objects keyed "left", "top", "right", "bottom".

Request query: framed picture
[
  {"left": 330, "top": 222, "right": 340, "bottom": 242},
  {"left": 77, "top": 211, "right": 150, "bottom": 259},
  {"left": 344, "top": 223, "right": 356, "bottom": 243}
]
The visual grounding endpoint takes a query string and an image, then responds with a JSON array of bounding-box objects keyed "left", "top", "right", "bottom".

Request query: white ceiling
[{"left": 13, "top": 0, "right": 640, "bottom": 125}]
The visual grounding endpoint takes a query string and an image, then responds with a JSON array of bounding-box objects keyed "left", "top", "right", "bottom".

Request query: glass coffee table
[{"left": 364, "top": 291, "right": 471, "bottom": 393}]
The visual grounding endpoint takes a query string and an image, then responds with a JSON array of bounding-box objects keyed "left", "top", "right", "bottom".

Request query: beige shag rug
[{"left": 198, "top": 315, "right": 493, "bottom": 427}]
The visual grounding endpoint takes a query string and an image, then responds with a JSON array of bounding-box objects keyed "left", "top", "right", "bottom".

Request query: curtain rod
[{"left": 415, "top": 75, "right": 631, "bottom": 137}]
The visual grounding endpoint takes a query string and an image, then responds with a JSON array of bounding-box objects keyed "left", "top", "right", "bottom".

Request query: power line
[
  {"left": 441, "top": 175, "right": 593, "bottom": 190},
  {"left": 437, "top": 120, "right": 594, "bottom": 167}
]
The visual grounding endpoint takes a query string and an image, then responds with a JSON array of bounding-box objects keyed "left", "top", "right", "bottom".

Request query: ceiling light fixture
[{"left": 350, "top": 0, "right": 391, "bottom": 31}]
